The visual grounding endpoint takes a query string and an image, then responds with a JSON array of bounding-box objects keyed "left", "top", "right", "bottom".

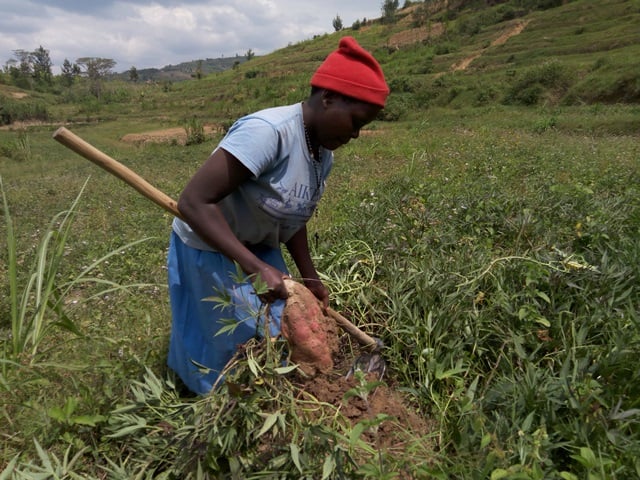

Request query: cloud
[{"left": 0, "top": 0, "right": 381, "bottom": 73}]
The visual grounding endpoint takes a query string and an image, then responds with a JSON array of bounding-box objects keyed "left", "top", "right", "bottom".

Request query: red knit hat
[{"left": 311, "top": 36, "right": 389, "bottom": 107}]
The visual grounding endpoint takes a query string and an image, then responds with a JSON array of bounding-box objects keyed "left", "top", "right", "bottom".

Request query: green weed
[
  {"left": 1, "top": 177, "right": 155, "bottom": 364},
  {"left": 184, "top": 116, "right": 206, "bottom": 145},
  {"left": 100, "top": 339, "right": 372, "bottom": 479}
]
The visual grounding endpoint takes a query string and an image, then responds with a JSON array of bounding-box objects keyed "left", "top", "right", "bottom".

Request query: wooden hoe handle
[
  {"left": 326, "top": 308, "right": 379, "bottom": 350},
  {"left": 52, "top": 127, "right": 183, "bottom": 220}
]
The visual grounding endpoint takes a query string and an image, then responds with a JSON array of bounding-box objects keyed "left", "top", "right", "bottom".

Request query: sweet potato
[{"left": 281, "top": 279, "right": 339, "bottom": 376}]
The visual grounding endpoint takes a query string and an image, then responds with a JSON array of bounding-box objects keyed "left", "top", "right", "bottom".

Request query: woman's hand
[
  {"left": 304, "top": 278, "right": 329, "bottom": 310},
  {"left": 253, "top": 263, "right": 289, "bottom": 303},
  {"left": 285, "top": 227, "right": 329, "bottom": 309}
]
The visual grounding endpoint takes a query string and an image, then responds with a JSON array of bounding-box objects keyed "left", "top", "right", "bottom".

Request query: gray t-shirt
[{"left": 173, "top": 102, "right": 333, "bottom": 251}]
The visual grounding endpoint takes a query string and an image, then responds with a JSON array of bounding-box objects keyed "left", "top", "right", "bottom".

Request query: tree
[
  {"left": 12, "top": 50, "right": 31, "bottom": 75},
  {"left": 381, "top": 0, "right": 400, "bottom": 23},
  {"left": 6, "top": 47, "right": 53, "bottom": 89},
  {"left": 76, "top": 57, "right": 116, "bottom": 79},
  {"left": 31, "top": 45, "right": 53, "bottom": 86},
  {"left": 411, "top": 3, "right": 430, "bottom": 27},
  {"left": 332, "top": 14, "right": 343, "bottom": 31},
  {"left": 129, "top": 66, "right": 139, "bottom": 83},
  {"left": 11, "top": 49, "right": 32, "bottom": 89},
  {"left": 60, "top": 58, "right": 78, "bottom": 87},
  {"left": 76, "top": 57, "right": 116, "bottom": 97},
  {"left": 245, "top": 49, "right": 255, "bottom": 61},
  {"left": 60, "top": 59, "right": 72, "bottom": 86}
]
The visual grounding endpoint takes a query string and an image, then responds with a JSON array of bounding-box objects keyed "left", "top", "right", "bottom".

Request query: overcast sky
[{"left": 0, "top": 0, "right": 382, "bottom": 73}]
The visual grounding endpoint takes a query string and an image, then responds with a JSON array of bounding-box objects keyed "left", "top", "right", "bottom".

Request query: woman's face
[{"left": 316, "top": 93, "right": 382, "bottom": 151}]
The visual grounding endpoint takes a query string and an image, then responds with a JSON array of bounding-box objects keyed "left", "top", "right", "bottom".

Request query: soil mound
[
  {"left": 281, "top": 280, "right": 433, "bottom": 453},
  {"left": 298, "top": 346, "right": 433, "bottom": 453}
]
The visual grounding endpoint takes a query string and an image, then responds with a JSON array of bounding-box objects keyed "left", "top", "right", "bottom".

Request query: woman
[{"left": 168, "top": 36, "right": 389, "bottom": 394}]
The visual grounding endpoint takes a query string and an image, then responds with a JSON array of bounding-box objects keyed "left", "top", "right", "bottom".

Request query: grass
[
  {"left": 3, "top": 103, "right": 639, "bottom": 478},
  {"left": 2, "top": 0, "right": 640, "bottom": 476}
]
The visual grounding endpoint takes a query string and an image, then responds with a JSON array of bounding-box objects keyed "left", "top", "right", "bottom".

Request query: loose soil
[
  {"left": 282, "top": 282, "right": 434, "bottom": 460},
  {"left": 282, "top": 279, "right": 431, "bottom": 460},
  {"left": 120, "top": 124, "right": 222, "bottom": 145},
  {"left": 298, "top": 336, "right": 434, "bottom": 453}
]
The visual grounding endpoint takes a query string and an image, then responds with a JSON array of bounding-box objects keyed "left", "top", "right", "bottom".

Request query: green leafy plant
[
  {"left": 47, "top": 396, "right": 106, "bottom": 428},
  {"left": 1, "top": 439, "right": 88, "bottom": 478},
  {"left": 184, "top": 116, "right": 205, "bottom": 145},
  {"left": 103, "top": 341, "right": 368, "bottom": 479},
  {"left": 343, "top": 369, "right": 385, "bottom": 406},
  {"left": 1, "top": 176, "right": 155, "bottom": 364},
  {"left": 0, "top": 130, "right": 34, "bottom": 162}
]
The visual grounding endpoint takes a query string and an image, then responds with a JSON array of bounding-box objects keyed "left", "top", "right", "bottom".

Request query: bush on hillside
[
  {"left": 185, "top": 116, "right": 206, "bottom": 145},
  {"left": 564, "top": 69, "right": 640, "bottom": 105},
  {"left": 503, "top": 60, "right": 572, "bottom": 106},
  {"left": 0, "top": 95, "right": 50, "bottom": 126},
  {"left": 377, "top": 94, "right": 408, "bottom": 121}
]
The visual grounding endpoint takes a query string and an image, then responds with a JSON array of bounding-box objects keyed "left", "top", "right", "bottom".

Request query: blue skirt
[{"left": 167, "top": 232, "right": 288, "bottom": 395}]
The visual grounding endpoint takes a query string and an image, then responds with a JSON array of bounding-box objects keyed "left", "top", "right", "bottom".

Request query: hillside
[
  {"left": 115, "top": 0, "right": 636, "bottom": 138},
  {"left": 110, "top": 55, "right": 250, "bottom": 82},
  {"left": 1, "top": 0, "right": 639, "bottom": 129}
]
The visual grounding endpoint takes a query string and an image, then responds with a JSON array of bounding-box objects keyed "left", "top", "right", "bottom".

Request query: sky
[{"left": 0, "top": 0, "right": 383, "bottom": 74}]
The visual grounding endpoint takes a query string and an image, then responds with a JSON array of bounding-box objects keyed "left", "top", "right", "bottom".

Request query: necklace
[
  {"left": 304, "top": 122, "right": 322, "bottom": 192},
  {"left": 303, "top": 123, "right": 320, "bottom": 162},
  {"left": 303, "top": 120, "right": 322, "bottom": 250}
]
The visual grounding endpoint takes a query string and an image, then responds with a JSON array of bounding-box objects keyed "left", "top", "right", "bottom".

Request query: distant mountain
[{"left": 112, "top": 55, "right": 250, "bottom": 82}]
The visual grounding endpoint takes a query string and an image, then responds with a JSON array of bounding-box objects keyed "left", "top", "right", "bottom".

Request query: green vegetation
[{"left": 1, "top": 0, "right": 640, "bottom": 477}]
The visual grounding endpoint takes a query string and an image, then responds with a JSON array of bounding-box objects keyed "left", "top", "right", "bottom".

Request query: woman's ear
[{"left": 321, "top": 89, "right": 340, "bottom": 108}]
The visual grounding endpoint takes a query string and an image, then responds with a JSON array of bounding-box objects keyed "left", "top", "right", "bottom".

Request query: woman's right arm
[{"left": 178, "top": 148, "right": 289, "bottom": 301}]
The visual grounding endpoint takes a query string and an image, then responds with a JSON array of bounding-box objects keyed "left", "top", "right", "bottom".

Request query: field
[{"left": 2, "top": 0, "right": 640, "bottom": 478}]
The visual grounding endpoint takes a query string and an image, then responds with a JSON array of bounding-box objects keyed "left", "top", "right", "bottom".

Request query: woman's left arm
[{"left": 285, "top": 226, "right": 329, "bottom": 308}]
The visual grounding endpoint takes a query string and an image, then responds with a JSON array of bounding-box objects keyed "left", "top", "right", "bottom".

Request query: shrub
[
  {"left": 565, "top": 69, "right": 640, "bottom": 104},
  {"left": 457, "top": 18, "right": 481, "bottom": 36},
  {"left": 376, "top": 95, "right": 407, "bottom": 122},
  {"left": 495, "top": 4, "right": 525, "bottom": 21},
  {"left": 388, "top": 75, "right": 415, "bottom": 93},
  {"left": 184, "top": 116, "right": 206, "bottom": 145},
  {"left": 0, "top": 95, "right": 50, "bottom": 126},
  {"left": 513, "top": 0, "right": 564, "bottom": 10},
  {"left": 473, "top": 85, "right": 499, "bottom": 107},
  {"left": 0, "top": 130, "right": 33, "bottom": 161},
  {"left": 434, "top": 42, "right": 457, "bottom": 55},
  {"left": 101, "top": 86, "right": 131, "bottom": 104},
  {"left": 409, "top": 53, "right": 435, "bottom": 74},
  {"left": 503, "top": 60, "right": 572, "bottom": 105}
]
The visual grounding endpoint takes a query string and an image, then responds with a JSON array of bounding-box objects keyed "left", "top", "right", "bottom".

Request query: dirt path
[
  {"left": 120, "top": 124, "right": 221, "bottom": 145},
  {"left": 452, "top": 20, "right": 530, "bottom": 71}
]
